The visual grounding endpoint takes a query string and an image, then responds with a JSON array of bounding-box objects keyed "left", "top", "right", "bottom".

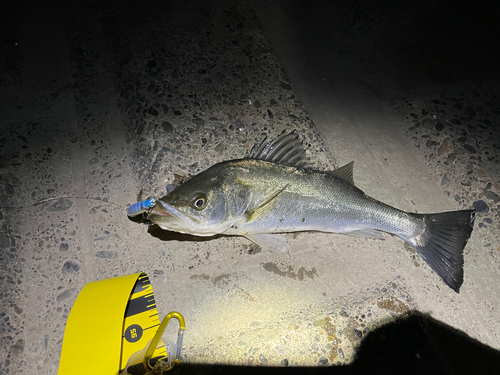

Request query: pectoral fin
[
  {"left": 245, "top": 234, "right": 291, "bottom": 255},
  {"left": 345, "top": 228, "right": 386, "bottom": 240},
  {"left": 244, "top": 184, "right": 288, "bottom": 222}
]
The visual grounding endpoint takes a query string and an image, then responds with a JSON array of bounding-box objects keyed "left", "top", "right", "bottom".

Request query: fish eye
[{"left": 191, "top": 193, "right": 207, "bottom": 210}]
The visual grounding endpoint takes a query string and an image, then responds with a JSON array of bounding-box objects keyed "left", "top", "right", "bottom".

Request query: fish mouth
[{"left": 148, "top": 199, "right": 201, "bottom": 233}]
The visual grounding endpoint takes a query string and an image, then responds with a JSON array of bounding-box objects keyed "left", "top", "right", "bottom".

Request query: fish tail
[{"left": 409, "top": 210, "right": 475, "bottom": 293}]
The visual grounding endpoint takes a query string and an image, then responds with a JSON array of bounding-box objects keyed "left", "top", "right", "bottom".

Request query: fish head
[{"left": 148, "top": 163, "right": 250, "bottom": 236}]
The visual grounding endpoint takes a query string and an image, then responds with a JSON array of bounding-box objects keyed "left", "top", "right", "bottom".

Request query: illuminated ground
[{"left": 1, "top": 0, "right": 499, "bottom": 373}]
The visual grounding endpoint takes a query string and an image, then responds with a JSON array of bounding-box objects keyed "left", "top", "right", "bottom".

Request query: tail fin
[{"left": 410, "top": 210, "right": 475, "bottom": 293}]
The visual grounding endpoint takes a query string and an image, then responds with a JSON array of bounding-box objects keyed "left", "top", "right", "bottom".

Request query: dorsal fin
[
  {"left": 329, "top": 161, "right": 355, "bottom": 185},
  {"left": 247, "top": 130, "right": 314, "bottom": 169}
]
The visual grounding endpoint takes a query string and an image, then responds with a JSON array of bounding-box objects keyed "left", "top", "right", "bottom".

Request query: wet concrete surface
[{"left": 1, "top": 0, "right": 499, "bottom": 373}]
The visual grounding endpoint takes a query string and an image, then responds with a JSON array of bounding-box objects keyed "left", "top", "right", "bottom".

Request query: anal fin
[{"left": 345, "top": 228, "right": 386, "bottom": 240}]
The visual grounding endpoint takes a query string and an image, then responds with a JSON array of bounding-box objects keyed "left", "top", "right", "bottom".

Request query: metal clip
[{"left": 143, "top": 311, "right": 186, "bottom": 373}]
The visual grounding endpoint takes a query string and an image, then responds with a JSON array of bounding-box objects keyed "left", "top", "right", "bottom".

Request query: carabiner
[{"left": 143, "top": 311, "right": 186, "bottom": 372}]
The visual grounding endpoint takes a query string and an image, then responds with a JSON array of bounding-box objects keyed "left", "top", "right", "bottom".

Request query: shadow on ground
[
  {"left": 171, "top": 311, "right": 500, "bottom": 375},
  {"left": 127, "top": 215, "right": 222, "bottom": 243},
  {"left": 147, "top": 224, "right": 224, "bottom": 243}
]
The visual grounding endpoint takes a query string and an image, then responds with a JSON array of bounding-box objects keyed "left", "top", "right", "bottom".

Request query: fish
[{"left": 146, "top": 131, "right": 476, "bottom": 292}]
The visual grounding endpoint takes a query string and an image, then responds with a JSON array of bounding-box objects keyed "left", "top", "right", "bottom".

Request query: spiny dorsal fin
[
  {"left": 247, "top": 130, "right": 314, "bottom": 169},
  {"left": 329, "top": 161, "right": 355, "bottom": 185},
  {"left": 245, "top": 184, "right": 289, "bottom": 222}
]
